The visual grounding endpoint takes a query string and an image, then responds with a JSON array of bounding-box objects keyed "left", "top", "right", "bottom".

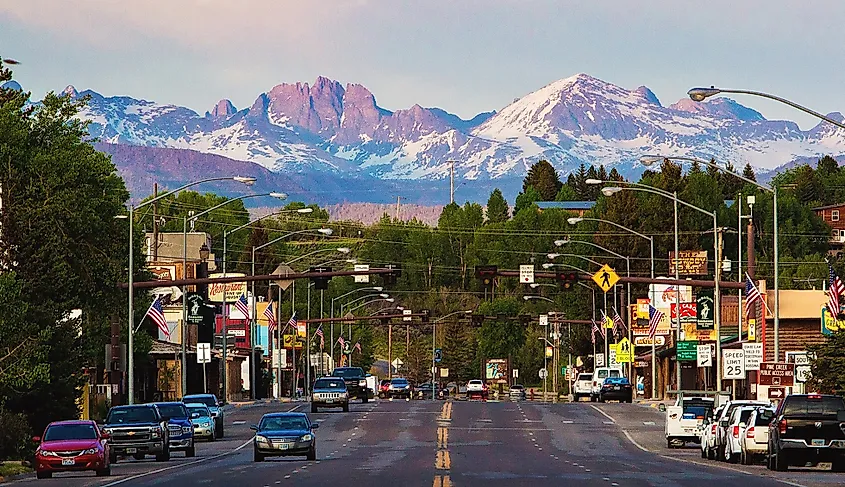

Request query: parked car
[
  {"left": 740, "top": 407, "right": 775, "bottom": 465},
  {"left": 415, "top": 382, "right": 447, "bottom": 400},
  {"left": 768, "top": 393, "right": 845, "bottom": 472},
  {"left": 509, "top": 384, "right": 527, "bottom": 401},
  {"left": 185, "top": 403, "right": 215, "bottom": 441},
  {"left": 311, "top": 377, "right": 349, "bottom": 412},
  {"left": 331, "top": 367, "right": 369, "bottom": 403},
  {"left": 664, "top": 395, "right": 714, "bottom": 448},
  {"left": 723, "top": 405, "right": 757, "bottom": 463},
  {"left": 598, "top": 377, "right": 633, "bottom": 403},
  {"left": 102, "top": 404, "right": 170, "bottom": 462},
  {"left": 388, "top": 378, "right": 412, "bottom": 400},
  {"left": 153, "top": 402, "right": 195, "bottom": 457},
  {"left": 182, "top": 394, "right": 224, "bottom": 438},
  {"left": 251, "top": 412, "right": 318, "bottom": 462},
  {"left": 573, "top": 373, "right": 593, "bottom": 401},
  {"left": 379, "top": 379, "right": 391, "bottom": 399},
  {"left": 34, "top": 420, "right": 111, "bottom": 479},
  {"left": 712, "top": 400, "right": 769, "bottom": 460},
  {"left": 466, "top": 379, "right": 488, "bottom": 400},
  {"left": 590, "top": 368, "right": 624, "bottom": 402},
  {"left": 700, "top": 405, "right": 725, "bottom": 459}
]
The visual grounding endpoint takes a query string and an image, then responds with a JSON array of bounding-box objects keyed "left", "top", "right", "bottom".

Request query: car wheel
[
  {"left": 716, "top": 445, "right": 725, "bottom": 462},
  {"left": 311, "top": 404, "right": 318, "bottom": 413},
  {"left": 133, "top": 453, "right": 145, "bottom": 461},
  {"left": 36, "top": 471, "right": 52, "bottom": 479},
  {"left": 96, "top": 466, "right": 111, "bottom": 476},
  {"left": 774, "top": 449, "right": 788, "bottom": 471},
  {"left": 109, "top": 452, "right": 118, "bottom": 464},
  {"left": 253, "top": 448, "right": 264, "bottom": 462},
  {"left": 362, "top": 395, "right": 369, "bottom": 404},
  {"left": 186, "top": 445, "right": 196, "bottom": 458},
  {"left": 667, "top": 438, "right": 673, "bottom": 449},
  {"left": 724, "top": 446, "right": 735, "bottom": 463},
  {"left": 306, "top": 445, "right": 316, "bottom": 461},
  {"left": 209, "top": 430, "right": 216, "bottom": 442},
  {"left": 342, "top": 403, "right": 349, "bottom": 412},
  {"left": 156, "top": 447, "right": 170, "bottom": 462},
  {"left": 701, "top": 445, "right": 707, "bottom": 458},
  {"left": 831, "top": 458, "right": 845, "bottom": 472}
]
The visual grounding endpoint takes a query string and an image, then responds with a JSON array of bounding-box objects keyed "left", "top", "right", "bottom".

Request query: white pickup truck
[{"left": 663, "top": 395, "right": 715, "bottom": 448}]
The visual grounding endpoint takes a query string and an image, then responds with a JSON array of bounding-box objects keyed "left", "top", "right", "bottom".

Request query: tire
[
  {"left": 133, "top": 453, "right": 145, "bottom": 461},
  {"left": 831, "top": 458, "right": 845, "bottom": 472},
  {"left": 96, "top": 466, "right": 111, "bottom": 476},
  {"left": 186, "top": 445, "right": 196, "bottom": 458},
  {"left": 724, "top": 446, "right": 736, "bottom": 464},
  {"left": 701, "top": 446, "right": 707, "bottom": 458},
  {"left": 109, "top": 452, "right": 118, "bottom": 464},
  {"left": 716, "top": 445, "right": 725, "bottom": 462},
  {"left": 253, "top": 449, "right": 264, "bottom": 462},
  {"left": 209, "top": 430, "right": 216, "bottom": 442},
  {"left": 342, "top": 403, "right": 349, "bottom": 413},
  {"left": 306, "top": 446, "right": 316, "bottom": 461},
  {"left": 667, "top": 438, "right": 673, "bottom": 449},
  {"left": 707, "top": 446, "right": 715, "bottom": 460},
  {"left": 36, "top": 471, "right": 52, "bottom": 479},
  {"left": 362, "top": 395, "right": 369, "bottom": 404},
  {"left": 773, "top": 449, "right": 788, "bottom": 472},
  {"left": 156, "top": 447, "right": 171, "bottom": 462},
  {"left": 311, "top": 404, "right": 318, "bottom": 413}
]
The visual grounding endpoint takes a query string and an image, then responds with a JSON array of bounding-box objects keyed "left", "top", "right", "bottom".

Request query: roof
[
  {"left": 48, "top": 420, "right": 96, "bottom": 426},
  {"left": 813, "top": 203, "right": 845, "bottom": 211},
  {"left": 262, "top": 412, "right": 307, "bottom": 418},
  {"left": 536, "top": 201, "right": 596, "bottom": 210},
  {"left": 150, "top": 340, "right": 185, "bottom": 355}
]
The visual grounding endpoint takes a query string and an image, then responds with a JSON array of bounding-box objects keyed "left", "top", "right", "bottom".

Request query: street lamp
[
  {"left": 523, "top": 295, "right": 555, "bottom": 303},
  {"left": 347, "top": 298, "right": 394, "bottom": 315},
  {"left": 545, "top": 253, "right": 603, "bottom": 267},
  {"left": 432, "top": 310, "right": 473, "bottom": 401},
  {"left": 126, "top": 175, "right": 256, "bottom": 404},
  {"left": 568, "top": 217, "right": 655, "bottom": 279},
  {"left": 330, "top": 287, "right": 384, "bottom": 365},
  {"left": 640, "top": 153, "right": 781, "bottom": 361}
]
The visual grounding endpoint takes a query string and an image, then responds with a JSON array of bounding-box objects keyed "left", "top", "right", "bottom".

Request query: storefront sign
[
  {"left": 207, "top": 273, "right": 248, "bottom": 303},
  {"left": 669, "top": 250, "right": 708, "bottom": 275},
  {"left": 696, "top": 290, "right": 715, "bottom": 329}
]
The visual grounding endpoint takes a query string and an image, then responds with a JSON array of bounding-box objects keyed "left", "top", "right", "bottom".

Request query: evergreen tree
[
  {"left": 485, "top": 188, "right": 510, "bottom": 224},
  {"left": 817, "top": 155, "right": 839, "bottom": 176},
  {"left": 597, "top": 165, "right": 609, "bottom": 181},
  {"left": 608, "top": 167, "right": 623, "bottom": 181},
  {"left": 514, "top": 186, "right": 542, "bottom": 214},
  {"left": 794, "top": 164, "right": 822, "bottom": 205},
  {"left": 585, "top": 165, "right": 600, "bottom": 200},
  {"left": 721, "top": 161, "right": 744, "bottom": 198},
  {"left": 522, "top": 160, "right": 562, "bottom": 201},
  {"left": 742, "top": 163, "right": 757, "bottom": 182},
  {"left": 554, "top": 184, "right": 578, "bottom": 201},
  {"left": 689, "top": 160, "right": 702, "bottom": 175},
  {"left": 574, "top": 164, "right": 589, "bottom": 200},
  {"left": 705, "top": 159, "right": 720, "bottom": 180}
]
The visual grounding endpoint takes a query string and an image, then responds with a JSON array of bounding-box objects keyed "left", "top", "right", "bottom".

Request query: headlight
[
  {"left": 255, "top": 435, "right": 270, "bottom": 444},
  {"left": 340, "top": 392, "right": 348, "bottom": 398},
  {"left": 359, "top": 380, "right": 367, "bottom": 386},
  {"left": 151, "top": 427, "right": 161, "bottom": 439},
  {"left": 103, "top": 428, "right": 113, "bottom": 435},
  {"left": 300, "top": 434, "right": 312, "bottom": 442},
  {"left": 201, "top": 421, "right": 211, "bottom": 427},
  {"left": 82, "top": 448, "right": 98, "bottom": 455},
  {"left": 39, "top": 450, "right": 57, "bottom": 457},
  {"left": 182, "top": 426, "right": 193, "bottom": 434}
]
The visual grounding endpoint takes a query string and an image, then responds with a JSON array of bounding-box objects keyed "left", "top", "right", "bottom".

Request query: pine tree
[
  {"left": 514, "top": 186, "right": 542, "bottom": 214},
  {"left": 794, "top": 164, "right": 823, "bottom": 205},
  {"left": 574, "top": 164, "right": 589, "bottom": 200},
  {"left": 597, "top": 165, "right": 609, "bottom": 181},
  {"left": 742, "top": 163, "right": 757, "bottom": 182},
  {"left": 689, "top": 160, "right": 702, "bottom": 175},
  {"left": 817, "top": 155, "right": 839, "bottom": 176},
  {"left": 608, "top": 167, "right": 623, "bottom": 181},
  {"left": 485, "top": 188, "right": 509, "bottom": 224},
  {"left": 522, "top": 160, "right": 562, "bottom": 201},
  {"left": 585, "top": 165, "right": 600, "bottom": 200}
]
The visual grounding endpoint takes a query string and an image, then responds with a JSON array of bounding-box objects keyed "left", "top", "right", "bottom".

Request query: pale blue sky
[{"left": 2, "top": 1, "right": 844, "bottom": 128}]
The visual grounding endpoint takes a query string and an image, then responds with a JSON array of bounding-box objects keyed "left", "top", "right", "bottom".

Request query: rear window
[
  {"left": 332, "top": 368, "right": 364, "bottom": 378},
  {"left": 156, "top": 404, "right": 188, "bottom": 420},
  {"left": 683, "top": 400, "right": 714, "bottom": 419},
  {"left": 183, "top": 395, "right": 217, "bottom": 407},
  {"left": 391, "top": 379, "right": 409, "bottom": 385},
  {"left": 738, "top": 409, "right": 754, "bottom": 424},
  {"left": 578, "top": 374, "right": 592, "bottom": 381},
  {"left": 754, "top": 409, "right": 775, "bottom": 426},
  {"left": 604, "top": 377, "right": 630, "bottom": 385},
  {"left": 782, "top": 396, "right": 845, "bottom": 418}
]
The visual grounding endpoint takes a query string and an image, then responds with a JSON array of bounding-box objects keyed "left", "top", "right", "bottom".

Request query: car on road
[
  {"left": 664, "top": 395, "right": 714, "bottom": 448},
  {"left": 379, "top": 379, "right": 391, "bottom": 399},
  {"left": 590, "top": 368, "right": 623, "bottom": 402},
  {"left": 700, "top": 404, "right": 725, "bottom": 459},
  {"left": 509, "top": 384, "right": 527, "bottom": 401},
  {"left": 415, "top": 382, "right": 446, "bottom": 400},
  {"left": 251, "top": 412, "right": 318, "bottom": 462},
  {"left": 767, "top": 393, "right": 845, "bottom": 472},
  {"left": 331, "top": 367, "right": 369, "bottom": 403},
  {"left": 153, "top": 402, "right": 195, "bottom": 457},
  {"left": 598, "top": 377, "right": 633, "bottom": 403},
  {"left": 102, "top": 404, "right": 170, "bottom": 462},
  {"left": 185, "top": 403, "right": 215, "bottom": 441},
  {"left": 182, "top": 394, "right": 224, "bottom": 438},
  {"left": 712, "top": 400, "right": 769, "bottom": 460},
  {"left": 466, "top": 379, "right": 488, "bottom": 400},
  {"left": 740, "top": 406, "right": 775, "bottom": 465},
  {"left": 311, "top": 377, "right": 349, "bottom": 412},
  {"left": 573, "top": 373, "right": 593, "bottom": 401},
  {"left": 723, "top": 405, "right": 757, "bottom": 463},
  {"left": 34, "top": 420, "right": 111, "bottom": 479},
  {"left": 388, "top": 377, "right": 412, "bottom": 399}
]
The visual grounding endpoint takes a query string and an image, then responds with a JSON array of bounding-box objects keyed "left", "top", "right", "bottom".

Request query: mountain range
[{"left": 19, "top": 73, "right": 845, "bottom": 204}]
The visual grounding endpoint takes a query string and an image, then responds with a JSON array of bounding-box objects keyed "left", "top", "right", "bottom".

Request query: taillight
[
  {"left": 779, "top": 419, "right": 787, "bottom": 435},
  {"left": 711, "top": 424, "right": 717, "bottom": 435},
  {"left": 746, "top": 427, "right": 755, "bottom": 439},
  {"left": 732, "top": 426, "right": 739, "bottom": 438}
]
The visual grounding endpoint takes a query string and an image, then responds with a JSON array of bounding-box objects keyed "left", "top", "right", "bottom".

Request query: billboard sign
[
  {"left": 208, "top": 273, "right": 248, "bottom": 303},
  {"left": 669, "top": 250, "right": 708, "bottom": 275},
  {"left": 485, "top": 359, "right": 508, "bottom": 383}
]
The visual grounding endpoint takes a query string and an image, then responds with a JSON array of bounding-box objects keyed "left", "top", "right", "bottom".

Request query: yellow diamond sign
[
  {"left": 615, "top": 337, "right": 633, "bottom": 363},
  {"left": 592, "top": 264, "right": 619, "bottom": 293}
]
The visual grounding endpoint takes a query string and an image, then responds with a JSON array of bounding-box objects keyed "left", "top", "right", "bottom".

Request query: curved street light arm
[
  {"left": 641, "top": 155, "right": 771, "bottom": 194},
  {"left": 348, "top": 298, "right": 394, "bottom": 315},
  {"left": 571, "top": 217, "right": 651, "bottom": 242},
  {"left": 255, "top": 228, "right": 331, "bottom": 252},
  {"left": 557, "top": 239, "right": 626, "bottom": 261},
  {"left": 135, "top": 176, "right": 254, "bottom": 210}
]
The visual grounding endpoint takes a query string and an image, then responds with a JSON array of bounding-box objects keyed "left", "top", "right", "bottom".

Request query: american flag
[
  {"left": 647, "top": 305, "right": 664, "bottom": 339},
  {"left": 744, "top": 273, "right": 764, "bottom": 319},
  {"left": 235, "top": 294, "right": 250, "bottom": 318},
  {"left": 314, "top": 326, "right": 324, "bottom": 349},
  {"left": 264, "top": 302, "right": 277, "bottom": 336},
  {"left": 354, "top": 341, "right": 362, "bottom": 353},
  {"left": 828, "top": 264, "right": 845, "bottom": 318},
  {"left": 337, "top": 336, "right": 346, "bottom": 350},
  {"left": 591, "top": 321, "right": 598, "bottom": 344},
  {"left": 593, "top": 319, "right": 606, "bottom": 339},
  {"left": 146, "top": 296, "right": 171, "bottom": 339},
  {"left": 287, "top": 312, "right": 297, "bottom": 328},
  {"left": 602, "top": 310, "right": 615, "bottom": 336},
  {"left": 612, "top": 307, "right": 626, "bottom": 335}
]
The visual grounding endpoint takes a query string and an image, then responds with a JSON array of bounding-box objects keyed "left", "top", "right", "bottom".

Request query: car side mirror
[
  {"left": 658, "top": 404, "right": 666, "bottom": 412},
  {"left": 249, "top": 425, "right": 258, "bottom": 431},
  {"left": 218, "top": 401, "right": 225, "bottom": 407},
  {"left": 838, "top": 410, "right": 845, "bottom": 422},
  {"left": 32, "top": 436, "right": 41, "bottom": 443},
  {"left": 311, "top": 423, "right": 320, "bottom": 430}
]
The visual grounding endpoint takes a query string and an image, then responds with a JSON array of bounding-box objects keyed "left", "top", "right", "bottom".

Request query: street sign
[
  {"left": 634, "top": 336, "right": 666, "bottom": 347},
  {"left": 742, "top": 343, "right": 764, "bottom": 371},
  {"left": 697, "top": 344, "right": 712, "bottom": 367},
  {"left": 403, "top": 309, "right": 413, "bottom": 322},
  {"left": 768, "top": 387, "right": 786, "bottom": 400},
  {"left": 282, "top": 334, "right": 303, "bottom": 349},
  {"left": 520, "top": 264, "right": 535, "bottom": 284},
  {"left": 561, "top": 366, "right": 567, "bottom": 377},
  {"left": 795, "top": 366, "right": 811, "bottom": 383},
  {"left": 197, "top": 343, "right": 211, "bottom": 364},
  {"left": 592, "top": 264, "right": 619, "bottom": 293},
  {"left": 608, "top": 347, "right": 620, "bottom": 367},
  {"left": 272, "top": 264, "right": 295, "bottom": 291},
  {"left": 759, "top": 362, "right": 795, "bottom": 387},
  {"left": 353, "top": 264, "right": 370, "bottom": 283},
  {"left": 616, "top": 337, "right": 633, "bottom": 363},
  {"left": 391, "top": 358, "right": 404, "bottom": 371},
  {"left": 696, "top": 290, "right": 715, "bottom": 329},
  {"left": 595, "top": 353, "right": 605, "bottom": 367},
  {"left": 539, "top": 314, "right": 549, "bottom": 327},
  {"left": 677, "top": 341, "right": 698, "bottom": 362},
  {"left": 538, "top": 368, "right": 548, "bottom": 379},
  {"left": 723, "top": 350, "right": 746, "bottom": 379},
  {"left": 187, "top": 294, "right": 206, "bottom": 324},
  {"left": 434, "top": 348, "right": 443, "bottom": 362},
  {"left": 440, "top": 368, "right": 449, "bottom": 378},
  {"left": 513, "top": 369, "right": 519, "bottom": 379}
]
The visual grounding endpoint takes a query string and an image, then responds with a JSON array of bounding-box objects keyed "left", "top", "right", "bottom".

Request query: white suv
[{"left": 573, "top": 373, "right": 593, "bottom": 401}]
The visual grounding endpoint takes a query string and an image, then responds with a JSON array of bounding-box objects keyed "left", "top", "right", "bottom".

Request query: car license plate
[
  {"left": 278, "top": 443, "right": 291, "bottom": 450},
  {"left": 61, "top": 458, "right": 75, "bottom": 466},
  {"left": 818, "top": 462, "right": 833, "bottom": 470},
  {"left": 126, "top": 447, "right": 137, "bottom": 454},
  {"left": 325, "top": 399, "right": 333, "bottom": 403},
  {"left": 812, "top": 439, "right": 825, "bottom": 447},
  {"left": 614, "top": 386, "right": 620, "bottom": 390}
]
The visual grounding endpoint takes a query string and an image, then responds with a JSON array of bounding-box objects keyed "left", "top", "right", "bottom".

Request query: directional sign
[
  {"left": 723, "top": 350, "right": 746, "bottom": 379},
  {"left": 608, "top": 347, "right": 619, "bottom": 367},
  {"left": 795, "top": 366, "right": 811, "bottom": 383},
  {"left": 592, "top": 264, "right": 619, "bottom": 293},
  {"left": 697, "top": 344, "right": 712, "bottom": 367},
  {"left": 197, "top": 343, "right": 211, "bottom": 364},
  {"left": 616, "top": 337, "right": 633, "bottom": 363},
  {"left": 353, "top": 264, "right": 370, "bottom": 283},
  {"left": 538, "top": 368, "right": 548, "bottom": 379},
  {"left": 768, "top": 387, "right": 786, "bottom": 400},
  {"left": 742, "top": 343, "right": 764, "bottom": 371},
  {"left": 520, "top": 264, "right": 535, "bottom": 284},
  {"left": 677, "top": 341, "right": 698, "bottom": 362},
  {"left": 759, "top": 362, "right": 795, "bottom": 387}
]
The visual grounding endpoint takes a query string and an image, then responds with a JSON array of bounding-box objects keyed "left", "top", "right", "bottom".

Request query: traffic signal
[
  {"left": 420, "top": 309, "right": 430, "bottom": 323},
  {"left": 383, "top": 263, "right": 401, "bottom": 285},
  {"left": 475, "top": 265, "right": 497, "bottom": 289},
  {"left": 309, "top": 266, "right": 332, "bottom": 290},
  {"left": 556, "top": 271, "right": 579, "bottom": 290}
]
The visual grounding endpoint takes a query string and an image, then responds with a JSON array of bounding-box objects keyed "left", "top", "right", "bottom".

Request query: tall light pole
[
  {"left": 126, "top": 175, "right": 256, "bottom": 404},
  {"left": 568, "top": 217, "right": 654, "bottom": 279},
  {"left": 432, "top": 311, "right": 472, "bottom": 401},
  {"left": 331, "top": 287, "right": 384, "bottom": 364},
  {"left": 641, "top": 153, "right": 780, "bottom": 361},
  {"left": 180, "top": 192, "right": 287, "bottom": 396},
  {"left": 525, "top": 295, "right": 560, "bottom": 402}
]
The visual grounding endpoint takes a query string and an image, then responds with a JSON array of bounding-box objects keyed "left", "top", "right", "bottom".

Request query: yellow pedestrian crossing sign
[
  {"left": 592, "top": 264, "right": 619, "bottom": 293},
  {"left": 615, "top": 337, "right": 633, "bottom": 363}
]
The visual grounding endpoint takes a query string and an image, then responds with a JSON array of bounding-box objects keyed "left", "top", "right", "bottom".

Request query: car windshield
[
  {"left": 332, "top": 368, "right": 364, "bottom": 378},
  {"left": 512, "top": 385, "right": 524, "bottom": 390},
  {"left": 391, "top": 379, "right": 408, "bottom": 385},
  {"left": 782, "top": 396, "right": 845, "bottom": 418},
  {"left": 107, "top": 407, "right": 157, "bottom": 424},
  {"left": 184, "top": 395, "right": 217, "bottom": 407},
  {"left": 754, "top": 409, "right": 775, "bottom": 425},
  {"left": 44, "top": 424, "right": 97, "bottom": 441},
  {"left": 260, "top": 416, "right": 309, "bottom": 431},
  {"left": 187, "top": 406, "right": 210, "bottom": 418},
  {"left": 469, "top": 380, "right": 482, "bottom": 385},
  {"left": 314, "top": 379, "right": 345, "bottom": 389},
  {"left": 157, "top": 404, "right": 188, "bottom": 420}
]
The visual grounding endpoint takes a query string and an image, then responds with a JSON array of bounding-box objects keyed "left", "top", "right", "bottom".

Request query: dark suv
[
  {"left": 767, "top": 394, "right": 845, "bottom": 472},
  {"left": 102, "top": 405, "right": 170, "bottom": 462},
  {"left": 331, "top": 367, "right": 369, "bottom": 403}
]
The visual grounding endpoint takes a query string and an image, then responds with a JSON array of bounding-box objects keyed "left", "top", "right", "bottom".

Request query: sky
[{"left": 3, "top": 1, "right": 845, "bottom": 129}]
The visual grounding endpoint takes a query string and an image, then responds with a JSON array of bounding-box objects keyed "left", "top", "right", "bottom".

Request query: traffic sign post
[
  {"left": 539, "top": 314, "right": 549, "bottom": 327},
  {"left": 768, "top": 387, "right": 786, "bottom": 400},
  {"left": 592, "top": 264, "right": 619, "bottom": 293},
  {"left": 197, "top": 342, "right": 211, "bottom": 394},
  {"left": 723, "top": 350, "right": 746, "bottom": 380},
  {"left": 616, "top": 337, "right": 633, "bottom": 363},
  {"left": 538, "top": 368, "right": 548, "bottom": 379},
  {"left": 697, "top": 343, "right": 712, "bottom": 367},
  {"left": 742, "top": 343, "right": 763, "bottom": 371},
  {"left": 677, "top": 341, "right": 698, "bottom": 362},
  {"left": 758, "top": 362, "right": 795, "bottom": 387},
  {"left": 520, "top": 265, "right": 535, "bottom": 284}
]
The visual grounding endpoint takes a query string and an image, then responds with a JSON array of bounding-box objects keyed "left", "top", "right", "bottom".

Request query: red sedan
[{"left": 34, "top": 420, "right": 111, "bottom": 479}]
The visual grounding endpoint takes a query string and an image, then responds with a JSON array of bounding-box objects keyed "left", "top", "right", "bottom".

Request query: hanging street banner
[
  {"left": 186, "top": 293, "right": 206, "bottom": 324},
  {"left": 296, "top": 321, "right": 307, "bottom": 338},
  {"left": 696, "top": 289, "right": 715, "bottom": 329},
  {"left": 649, "top": 283, "right": 693, "bottom": 314},
  {"left": 669, "top": 250, "right": 708, "bottom": 275},
  {"left": 637, "top": 299, "right": 650, "bottom": 319}
]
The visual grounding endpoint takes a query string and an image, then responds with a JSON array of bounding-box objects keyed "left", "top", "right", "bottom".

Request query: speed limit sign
[{"left": 723, "top": 350, "right": 745, "bottom": 379}]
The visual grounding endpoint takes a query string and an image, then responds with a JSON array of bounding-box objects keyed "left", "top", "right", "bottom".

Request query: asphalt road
[{"left": 4, "top": 398, "right": 845, "bottom": 486}]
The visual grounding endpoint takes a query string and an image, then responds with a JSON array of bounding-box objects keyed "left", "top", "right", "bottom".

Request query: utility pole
[
  {"left": 388, "top": 324, "right": 393, "bottom": 380},
  {"left": 152, "top": 183, "right": 159, "bottom": 261},
  {"left": 747, "top": 199, "right": 757, "bottom": 398},
  {"left": 450, "top": 161, "right": 455, "bottom": 204},
  {"left": 553, "top": 321, "right": 560, "bottom": 403},
  {"left": 110, "top": 317, "right": 123, "bottom": 406},
  {"left": 395, "top": 196, "right": 401, "bottom": 221}
]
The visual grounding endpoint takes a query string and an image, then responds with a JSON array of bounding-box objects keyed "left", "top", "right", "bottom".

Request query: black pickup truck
[
  {"left": 331, "top": 367, "right": 369, "bottom": 403},
  {"left": 767, "top": 394, "right": 845, "bottom": 472},
  {"left": 102, "top": 405, "right": 171, "bottom": 463}
]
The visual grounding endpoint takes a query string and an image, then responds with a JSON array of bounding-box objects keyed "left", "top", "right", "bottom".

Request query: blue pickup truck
[{"left": 152, "top": 402, "right": 195, "bottom": 457}]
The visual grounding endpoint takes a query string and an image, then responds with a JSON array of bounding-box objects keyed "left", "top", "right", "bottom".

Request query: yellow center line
[
  {"left": 432, "top": 475, "right": 452, "bottom": 487},
  {"left": 435, "top": 449, "right": 451, "bottom": 470}
]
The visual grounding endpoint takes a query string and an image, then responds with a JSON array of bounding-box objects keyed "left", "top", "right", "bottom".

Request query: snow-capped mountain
[{"left": 68, "top": 73, "right": 845, "bottom": 195}]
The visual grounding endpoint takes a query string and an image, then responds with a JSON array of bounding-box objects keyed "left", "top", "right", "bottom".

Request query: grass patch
[{"left": 0, "top": 461, "right": 31, "bottom": 480}]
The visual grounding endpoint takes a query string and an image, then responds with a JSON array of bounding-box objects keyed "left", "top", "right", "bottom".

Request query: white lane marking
[
  {"left": 603, "top": 421, "right": 615, "bottom": 425},
  {"left": 562, "top": 420, "right": 574, "bottom": 424},
  {"left": 590, "top": 405, "right": 617, "bottom": 423},
  {"left": 284, "top": 475, "right": 291, "bottom": 479},
  {"left": 232, "top": 420, "right": 246, "bottom": 425},
  {"left": 101, "top": 405, "right": 300, "bottom": 487},
  {"left": 658, "top": 454, "right": 809, "bottom": 487},
  {"left": 642, "top": 421, "right": 655, "bottom": 425},
  {"left": 622, "top": 430, "right": 649, "bottom": 452}
]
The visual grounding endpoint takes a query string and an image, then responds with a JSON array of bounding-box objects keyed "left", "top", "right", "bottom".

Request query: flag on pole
[
  {"left": 592, "top": 319, "right": 606, "bottom": 339},
  {"left": 145, "top": 296, "right": 171, "bottom": 339},
  {"left": 314, "top": 326, "right": 324, "bottom": 349},
  {"left": 590, "top": 321, "right": 598, "bottom": 344},
  {"left": 612, "top": 307, "right": 626, "bottom": 335},
  {"left": 744, "top": 273, "right": 764, "bottom": 319},
  {"left": 337, "top": 336, "right": 346, "bottom": 350},
  {"left": 828, "top": 264, "right": 845, "bottom": 319},
  {"left": 287, "top": 311, "right": 297, "bottom": 328},
  {"left": 647, "top": 305, "right": 664, "bottom": 339},
  {"left": 604, "top": 310, "right": 618, "bottom": 336},
  {"left": 354, "top": 341, "right": 362, "bottom": 353},
  {"left": 264, "top": 302, "right": 277, "bottom": 335},
  {"left": 235, "top": 294, "right": 250, "bottom": 318}
]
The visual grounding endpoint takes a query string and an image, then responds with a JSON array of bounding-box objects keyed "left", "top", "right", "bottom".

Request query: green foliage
[
  {"left": 513, "top": 186, "right": 542, "bottom": 214},
  {"left": 485, "top": 189, "right": 509, "bottom": 224},
  {"left": 522, "top": 160, "right": 562, "bottom": 200},
  {"left": 808, "top": 330, "right": 845, "bottom": 393},
  {"left": 0, "top": 408, "right": 33, "bottom": 461}
]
